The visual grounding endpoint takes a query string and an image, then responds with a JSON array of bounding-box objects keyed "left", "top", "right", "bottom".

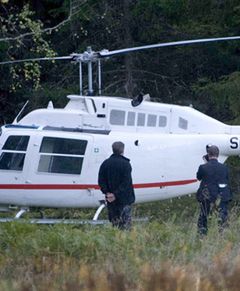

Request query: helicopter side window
[
  {"left": 127, "top": 112, "right": 135, "bottom": 126},
  {"left": 0, "top": 135, "right": 30, "bottom": 171},
  {"left": 38, "top": 137, "right": 87, "bottom": 175},
  {"left": 178, "top": 117, "right": 188, "bottom": 130},
  {"left": 159, "top": 116, "right": 167, "bottom": 127},
  {"left": 2, "top": 135, "right": 29, "bottom": 151},
  {"left": 147, "top": 114, "right": 157, "bottom": 127},
  {"left": 110, "top": 110, "right": 125, "bottom": 125},
  {"left": 40, "top": 137, "right": 87, "bottom": 155},
  {"left": 137, "top": 113, "right": 145, "bottom": 126}
]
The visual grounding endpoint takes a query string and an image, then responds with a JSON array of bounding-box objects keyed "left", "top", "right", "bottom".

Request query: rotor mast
[
  {"left": 79, "top": 60, "right": 83, "bottom": 95},
  {"left": 87, "top": 47, "right": 93, "bottom": 95},
  {"left": 74, "top": 46, "right": 102, "bottom": 96}
]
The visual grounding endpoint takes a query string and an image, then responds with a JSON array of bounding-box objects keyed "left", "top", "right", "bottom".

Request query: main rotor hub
[{"left": 70, "top": 47, "right": 109, "bottom": 63}]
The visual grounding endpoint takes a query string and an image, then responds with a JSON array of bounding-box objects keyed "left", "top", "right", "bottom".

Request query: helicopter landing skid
[
  {"left": 93, "top": 201, "right": 106, "bottom": 220},
  {"left": 0, "top": 218, "right": 110, "bottom": 224},
  {"left": 15, "top": 207, "right": 29, "bottom": 219},
  {"left": 0, "top": 202, "right": 148, "bottom": 224},
  {"left": 0, "top": 217, "right": 148, "bottom": 225}
]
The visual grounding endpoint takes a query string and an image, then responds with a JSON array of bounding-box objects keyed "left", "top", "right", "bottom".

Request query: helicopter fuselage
[{"left": 0, "top": 95, "right": 239, "bottom": 209}]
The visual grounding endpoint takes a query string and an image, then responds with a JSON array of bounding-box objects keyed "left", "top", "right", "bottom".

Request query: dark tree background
[
  {"left": 1, "top": 0, "right": 240, "bottom": 120},
  {"left": 1, "top": 0, "right": 240, "bottom": 196}
]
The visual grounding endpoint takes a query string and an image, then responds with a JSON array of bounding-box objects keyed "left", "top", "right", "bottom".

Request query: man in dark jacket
[
  {"left": 196, "top": 145, "right": 231, "bottom": 235},
  {"left": 98, "top": 141, "right": 135, "bottom": 229}
]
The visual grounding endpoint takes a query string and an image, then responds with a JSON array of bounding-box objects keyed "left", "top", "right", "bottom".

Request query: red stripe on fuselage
[
  {"left": 0, "top": 179, "right": 197, "bottom": 190},
  {"left": 134, "top": 179, "right": 197, "bottom": 188}
]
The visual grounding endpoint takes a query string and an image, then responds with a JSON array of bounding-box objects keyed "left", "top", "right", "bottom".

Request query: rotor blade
[
  {"left": 99, "top": 36, "right": 240, "bottom": 57},
  {"left": 0, "top": 56, "right": 72, "bottom": 65}
]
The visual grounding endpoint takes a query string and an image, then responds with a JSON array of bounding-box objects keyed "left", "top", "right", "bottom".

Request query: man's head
[
  {"left": 207, "top": 145, "right": 219, "bottom": 159},
  {"left": 112, "top": 141, "right": 125, "bottom": 155}
]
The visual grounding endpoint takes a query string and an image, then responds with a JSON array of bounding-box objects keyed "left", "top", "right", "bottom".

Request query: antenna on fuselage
[{"left": 13, "top": 100, "right": 29, "bottom": 124}]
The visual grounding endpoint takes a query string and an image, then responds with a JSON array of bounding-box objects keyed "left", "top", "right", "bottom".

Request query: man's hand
[{"left": 106, "top": 193, "right": 116, "bottom": 203}]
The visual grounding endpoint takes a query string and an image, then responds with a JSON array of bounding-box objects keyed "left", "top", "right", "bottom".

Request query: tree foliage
[{"left": 0, "top": 0, "right": 240, "bottom": 123}]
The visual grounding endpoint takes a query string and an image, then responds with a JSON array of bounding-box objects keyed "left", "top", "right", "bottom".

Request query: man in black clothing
[
  {"left": 196, "top": 145, "right": 231, "bottom": 235},
  {"left": 98, "top": 141, "right": 135, "bottom": 229}
]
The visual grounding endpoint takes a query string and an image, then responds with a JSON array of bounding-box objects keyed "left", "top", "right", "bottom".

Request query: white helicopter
[{"left": 0, "top": 36, "right": 240, "bottom": 223}]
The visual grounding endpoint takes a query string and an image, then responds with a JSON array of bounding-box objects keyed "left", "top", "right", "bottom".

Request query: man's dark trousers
[
  {"left": 198, "top": 199, "right": 229, "bottom": 235},
  {"left": 107, "top": 202, "right": 132, "bottom": 230}
]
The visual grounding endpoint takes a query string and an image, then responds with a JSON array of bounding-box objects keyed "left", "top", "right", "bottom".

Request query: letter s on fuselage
[{"left": 230, "top": 137, "right": 238, "bottom": 149}]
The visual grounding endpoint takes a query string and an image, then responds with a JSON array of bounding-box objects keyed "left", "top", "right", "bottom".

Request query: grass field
[{"left": 0, "top": 196, "right": 240, "bottom": 290}]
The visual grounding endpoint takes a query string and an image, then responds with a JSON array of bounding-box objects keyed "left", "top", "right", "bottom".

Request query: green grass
[{"left": 0, "top": 196, "right": 240, "bottom": 290}]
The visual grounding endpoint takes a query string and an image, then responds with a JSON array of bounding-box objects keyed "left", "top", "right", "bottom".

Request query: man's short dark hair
[
  {"left": 112, "top": 141, "right": 124, "bottom": 155},
  {"left": 208, "top": 145, "right": 219, "bottom": 158}
]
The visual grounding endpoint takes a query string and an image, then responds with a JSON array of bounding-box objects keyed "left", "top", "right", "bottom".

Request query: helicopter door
[
  {"left": 26, "top": 134, "right": 93, "bottom": 181},
  {"left": 131, "top": 136, "right": 168, "bottom": 203},
  {"left": 22, "top": 134, "right": 96, "bottom": 206}
]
